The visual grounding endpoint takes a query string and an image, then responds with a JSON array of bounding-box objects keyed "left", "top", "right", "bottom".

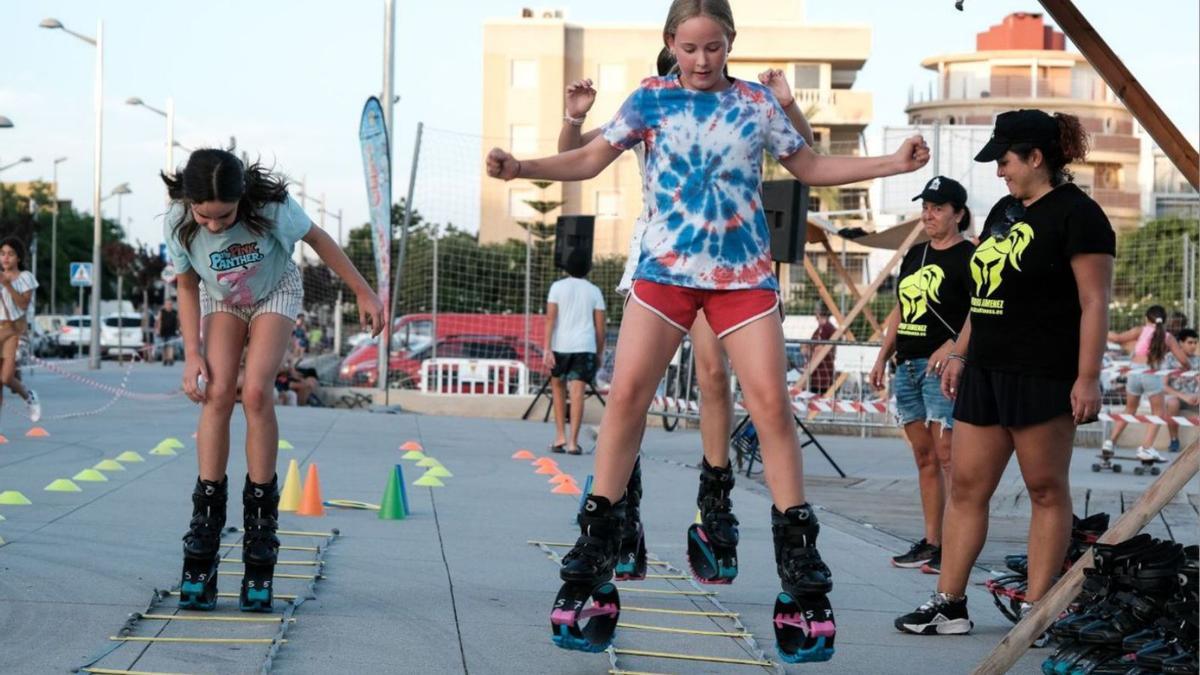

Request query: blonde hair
[{"left": 662, "top": 0, "right": 736, "bottom": 47}]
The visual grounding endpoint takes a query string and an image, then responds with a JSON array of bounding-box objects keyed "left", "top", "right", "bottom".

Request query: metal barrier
[{"left": 419, "top": 357, "right": 528, "bottom": 395}]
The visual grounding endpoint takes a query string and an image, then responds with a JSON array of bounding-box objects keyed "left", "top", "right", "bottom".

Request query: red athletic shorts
[{"left": 629, "top": 280, "right": 780, "bottom": 338}]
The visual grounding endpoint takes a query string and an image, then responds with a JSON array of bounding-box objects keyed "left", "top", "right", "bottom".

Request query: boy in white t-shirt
[{"left": 545, "top": 250, "right": 606, "bottom": 455}]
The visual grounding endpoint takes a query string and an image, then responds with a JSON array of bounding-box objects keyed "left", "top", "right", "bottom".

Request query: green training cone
[
  {"left": 0, "top": 490, "right": 33, "bottom": 505},
  {"left": 416, "top": 457, "right": 442, "bottom": 468},
  {"left": 160, "top": 437, "right": 185, "bottom": 449},
  {"left": 73, "top": 469, "right": 109, "bottom": 482},
  {"left": 401, "top": 450, "right": 425, "bottom": 461},
  {"left": 378, "top": 466, "right": 407, "bottom": 520},
  {"left": 425, "top": 465, "right": 453, "bottom": 479},
  {"left": 94, "top": 459, "right": 125, "bottom": 472},
  {"left": 413, "top": 472, "right": 445, "bottom": 488},
  {"left": 45, "top": 479, "right": 82, "bottom": 493},
  {"left": 278, "top": 439, "right": 294, "bottom": 450},
  {"left": 149, "top": 445, "right": 178, "bottom": 456},
  {"left": 116, "top": 451, "right": 145, "bottom": 463}
]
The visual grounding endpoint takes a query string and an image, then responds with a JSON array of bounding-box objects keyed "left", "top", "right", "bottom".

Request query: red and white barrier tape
[
  {"left": 1102, "top": 365, "right": 1199, "bottom": 378},
  {"left": 650, "top": 395, "right": 890, "bottom": 416},
  {"left": 1099, "top": 412, "right": 1200, "bottom": 427}
]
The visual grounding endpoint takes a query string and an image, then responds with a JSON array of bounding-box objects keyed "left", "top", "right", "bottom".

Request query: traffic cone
[
  {"left": 279, "top": 459, "right": 303, "bottom": 512},
  {"left": 0, "top": 491, "right": 32, "bottom": 505},
  {"left": 511, "top": 449, "right": 535, "bottom": 460},
  {"left": 394, "top": 464, "right": 411, "bottom": 515},
  {"left": 26, "top": 427, "right": 50, "bottom": 438},
  {"left": 549, "top": 473, "right": 574, "bottom": 485},
  {"left": 45, "top": 479, "right": 82, "bottom": 493},
  {"left": 379, "top": 467, "right": 407, "bottom": 520},
  {"left": 73, "top": 469, "right": 108, "bottom": 482},
  {"left": 425, "top": 465, "right": 453, "bottom": 479},
  {"left": 552, "top": 480, "right": 582, "bottom": 496},
  {"left": 116, "top": 451, "right": 145, "bottom": 463},
  {"left": 400, "top": 441, "right": 423, "bottom": 452},
  {"left": 296, "top": 464, "right": 325, "bottom": 517}
]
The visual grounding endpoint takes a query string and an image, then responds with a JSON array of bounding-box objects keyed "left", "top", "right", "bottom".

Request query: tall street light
[
  {"left": 0, "top": 156, "right": 32, "bottom": 174},
  {"left": 41, "top": 16, "right": 104, "bottom": 369},
  {"left": 50, "top": 157, "right": 68, "bottom": 314},
  {"left": 125, "top": 96, "right": 178, "bottom": 174}
]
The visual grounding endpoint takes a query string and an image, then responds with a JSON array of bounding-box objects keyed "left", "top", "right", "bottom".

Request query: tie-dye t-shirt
[
  {"left": 163, "top": 196, "right": 311, "bottom": 306},
  {"left": 602, "top": 75, "right": 806, "bottom": 290}
]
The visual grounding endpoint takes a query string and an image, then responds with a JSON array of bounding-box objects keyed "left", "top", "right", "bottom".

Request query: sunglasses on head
[{"left": 990, "top": 201, "right": 1026, "bottom": 240}]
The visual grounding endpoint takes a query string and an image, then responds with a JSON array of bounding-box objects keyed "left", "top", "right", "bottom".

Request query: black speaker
[
  {"left": 554, "top": 215, "right": 595, "bottom": 271},
  {"left": 761, "top": 179, "right": 810, "bottom": 264}
]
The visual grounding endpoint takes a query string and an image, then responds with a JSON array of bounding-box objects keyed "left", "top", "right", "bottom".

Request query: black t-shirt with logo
[
  {"left": 967, "top": 183, "right": 1116, "bottom": 379},
  {"left": 894, "top": 239, "right": 975, "bottom": 364}
]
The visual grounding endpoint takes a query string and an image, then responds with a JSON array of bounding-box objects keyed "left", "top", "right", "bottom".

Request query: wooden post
[
  {"left": 1037, "top": 0, "right": 1198, "bottom": 189},
  {"left": 819, "top": 236, "right": 883, "bottom": 335},
  {"left": 972, "top": 440, "right": 1200, "bottom": 675},
  {"left": 799, "top": 221, "right": 923, "bottom": 389},
  {"left": 803, "top": 258, "right": 858, "bottom": 341}
]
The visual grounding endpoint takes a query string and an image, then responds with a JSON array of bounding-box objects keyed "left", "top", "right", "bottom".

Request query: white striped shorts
[{"left": 200, "top": 263, "right": 304, "bottom": 324}]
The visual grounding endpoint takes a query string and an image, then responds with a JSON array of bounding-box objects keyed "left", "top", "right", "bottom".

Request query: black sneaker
[
  {"left": 895, "top": 593, "right": 973, "bottom": 635},
  {"left": 921, "top": 549, "right": 942, "bottom": 575},
  {"left": 892, "top": 539, "right": 939, "bottom": 569}
]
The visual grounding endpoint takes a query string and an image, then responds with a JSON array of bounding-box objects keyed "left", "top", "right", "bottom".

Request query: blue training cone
[{"left": 394, "top": 464, "right": 411, "bottom": 515}]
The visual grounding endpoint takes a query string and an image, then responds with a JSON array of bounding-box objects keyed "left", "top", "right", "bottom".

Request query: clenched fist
[
  {"left": 486, "top": 148, "right": 521, "bottom": 181},
  {"left": 893, "top": 135, "right": 931, "bottom": 173}
]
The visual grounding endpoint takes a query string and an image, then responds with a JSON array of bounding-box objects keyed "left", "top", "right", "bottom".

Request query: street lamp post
[
  {"left": 41, "top": 17, "right": 104, "bottom": 369},
  {"left": 0, "top": 157, "right": 32, "bottom": 174},
  {"left": 51, "top": 157, "right": 68, "bottom": 314},
  {"left": 319, "top": 204, "right": 345, "bottom": 356},
  {"left": 125, "top": 96, "right": 180, "bottom": 174}
]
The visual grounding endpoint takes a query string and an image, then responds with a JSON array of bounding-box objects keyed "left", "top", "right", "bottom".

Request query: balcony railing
[
  {"left": 796, "top": 88, "right": 871, "bottom": 125},
  {"left": 1091, "top": 188, "right": 1141, "bottom": 211},
  {"left": 1091, "top": 134, "right": 1140, "bottom": 155}
]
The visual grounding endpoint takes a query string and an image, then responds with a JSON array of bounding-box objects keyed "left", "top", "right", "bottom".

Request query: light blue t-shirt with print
[
  {"left": 163, "top": 196, "right": 312, "bottom": 306},
  {"left": 602, "top": 75, "right": 806, "bottom": 291}
]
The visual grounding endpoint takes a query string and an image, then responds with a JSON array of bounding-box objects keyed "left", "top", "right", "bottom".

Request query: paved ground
[{"left": 0, "top": 361, "right": 1194, "bottom": 674}]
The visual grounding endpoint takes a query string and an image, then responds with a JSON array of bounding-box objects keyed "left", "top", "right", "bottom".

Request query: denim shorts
[
  {"left": 1126, "top": 371, "right": 1165, "bottom": 396},
  {"left": 892, "top": 357, "right": 955, "bottom": 429}
]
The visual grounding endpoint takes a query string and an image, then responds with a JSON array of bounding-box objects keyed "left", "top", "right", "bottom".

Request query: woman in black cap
[
  {"left": 869, "top": 175, "right": 974, "bottom": 573},
  {"left": 895, "top": 109, "right": 1114, "bottom": 636}
]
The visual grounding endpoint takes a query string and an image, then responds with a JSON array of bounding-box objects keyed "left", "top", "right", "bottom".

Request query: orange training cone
[
  {"left": 296, "top": 463, "right": 325, "bottom": 517},
  {"left": 400, "top": 441, "right": 423, "bottom": 452},
  {"left": 532, "top": 457, "right": 558, "bottom": 468},
  {"left": 511, "top": 449, "right": 535, "bottom": 460},
  {"left": 549, "top": 473, "right": 574, "bottom": 485},
  {"left": 535, "top": 464, "right": 561, "bottom": 476},
  {"left": 26, "top": 427, "right": 50, "bottom": 438},
  {"left": 0, "top": 434, "right": 8, "bottom": 444},
  {"left": 552, "top": 481, "right": 583, "bottom": 496}
]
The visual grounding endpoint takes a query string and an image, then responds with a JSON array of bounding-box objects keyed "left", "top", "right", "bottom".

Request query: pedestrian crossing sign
[{"left": 70, "top": 262, "right": 93, "bottom": 287}]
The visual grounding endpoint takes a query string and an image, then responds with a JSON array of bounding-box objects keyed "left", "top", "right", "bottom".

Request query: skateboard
[{"left": 1092, "top": 453, "right": 1167, "bottom": 476}]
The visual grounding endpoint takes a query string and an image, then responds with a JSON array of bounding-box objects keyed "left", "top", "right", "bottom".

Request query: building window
[
  {"left": 598, "top": 63, "right": 625, "bottom": 91},
  {"left": 596, "top": 191, "right": 620, "bottom": 217},
  {"left": 509, "top": 188, "right": 537, "bottom": 219},
  {"left": 1094, "top": 163, "right": 1121, "bottom": 190},
  {"left": 511, "top": 60, "right": 538, "bottom": 89},
  {"left": 510, "top": 125, "right": 537, "bottom": 156},
  {"left": 792, "top": 63, "right": 821, "bottom": 89}
]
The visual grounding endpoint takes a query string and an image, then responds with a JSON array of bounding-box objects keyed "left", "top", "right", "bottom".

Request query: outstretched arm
[
  {"left": 779, "top": 135, "right": 930, "bottom": 186},
  {"left": 487, "top": 134, "right": 622, "bottom": 183},
  {"left": 302, "top": 225, "right": 384, "bottom": 336}
]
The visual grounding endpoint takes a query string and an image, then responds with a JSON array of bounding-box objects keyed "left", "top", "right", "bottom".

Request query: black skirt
[{"left": 952, "top": 364, "right": 1074, "bottom": 427}]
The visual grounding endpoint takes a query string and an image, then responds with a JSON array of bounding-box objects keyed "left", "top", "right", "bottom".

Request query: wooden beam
[
  {"left": 799, "top": 221, "right": 922, "bottom": 389},
  {"left": 819, "top": 237, "right": 883, "bottom": 335},
  {"left": 972, "top": 440, "right": 1200, "bottom": 675},
  {"left": 803, "top": 258, "right": 858, "bottom": 340},
  {"left": 1038, "top": 0, "right": 1198, "bottom": 188}
]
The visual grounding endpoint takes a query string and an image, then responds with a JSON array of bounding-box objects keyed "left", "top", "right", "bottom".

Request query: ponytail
[
  {"left": 1147, "top": 305, "right": 1167, "bottom": 366},
  {"left": 1011, "top": 111, "right": 1090, "bottom": 187},
  {"left": 956, "top": 204, "right": 972, "bottom": 233}
]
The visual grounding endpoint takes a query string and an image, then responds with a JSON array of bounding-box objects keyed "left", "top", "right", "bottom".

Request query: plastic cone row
[
  {"left": 296, "top": 463, "right": 324, "bottom": 517},
  {"left": 279, "top": 459, "right": 303, "bottom": 512},
  {"left": 45, "top": 479, "right": 82, "bottom": 493},
  {"left": 0, "top": 491, "right": 32, "bottom": 505},
  {"left": 511, "top": 449, "right": 535, "bottom": 460},
  {"left": 116, "top": 451, "right": 144, "bottom": 463},
  {"left": 94, "top": 460, "right": 125, "bottom": 472},
  {"left": 73, "top": 469, "right": 108, "bottom": 482}
]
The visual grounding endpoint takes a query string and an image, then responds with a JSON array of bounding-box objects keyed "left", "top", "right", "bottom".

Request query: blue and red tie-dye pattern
[{"left": 601, "top": 75, "right": 806, "bottom": 291}]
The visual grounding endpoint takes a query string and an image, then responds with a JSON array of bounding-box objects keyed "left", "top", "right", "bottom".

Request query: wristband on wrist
[
  {"left": 947, "top": 353, "right": 967, "bottom": 365},
  {"left": 779, "top": 97, "right": 795, "bottom": 108},
  {"left": 563, "top": 114, "right": 586, "bottom": 126}
]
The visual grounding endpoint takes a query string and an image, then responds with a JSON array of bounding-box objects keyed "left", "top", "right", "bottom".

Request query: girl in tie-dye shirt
[{"left": 487, "top": 0, "right": 928, "bottom": 656}]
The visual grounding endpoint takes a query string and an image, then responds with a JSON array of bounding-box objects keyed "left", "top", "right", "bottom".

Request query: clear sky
[{"left": 1, "top": 0, "right": 1196, "bottom": 248}]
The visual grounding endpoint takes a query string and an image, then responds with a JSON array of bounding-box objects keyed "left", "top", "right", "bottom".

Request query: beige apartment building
[
  {"left": 479, "top": 0, "right": 874, "bottom": 257},
  {"left": 905, "top": 12, "right": 1143, "bottom": 229}
]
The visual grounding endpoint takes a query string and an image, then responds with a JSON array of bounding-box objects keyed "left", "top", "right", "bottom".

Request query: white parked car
[
  {"left": 57, "top": 315, "right": 93, "bottom": 357},
  {"left": 100, "top": 314, "right": 145, "bottom": 359}
]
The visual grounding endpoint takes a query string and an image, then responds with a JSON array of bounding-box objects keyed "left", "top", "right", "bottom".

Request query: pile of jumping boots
[
  {"left": 987, "top": 513, "right": 1111, "bottom": 623},
  {"left": 1041, "top": 534, "right": 1198, "bottom": 675}
]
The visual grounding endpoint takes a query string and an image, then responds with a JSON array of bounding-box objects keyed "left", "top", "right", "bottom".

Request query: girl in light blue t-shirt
[{"left": 162, "top": 148, "right": 382, "bottom": 612}]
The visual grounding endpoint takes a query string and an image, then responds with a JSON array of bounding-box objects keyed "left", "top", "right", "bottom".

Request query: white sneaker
[
  {"left": 1136, "top": 446, "right": 1165, "bottom": 462},
  {"left": 26, "top": 389, "right": 41, "bottom": 423},
  {"left": 1019, "top": 602, "right": 1052, "bottom": 648},
  {"left": 1101, "top": 440, "right": 1114, "bottom": 453}
]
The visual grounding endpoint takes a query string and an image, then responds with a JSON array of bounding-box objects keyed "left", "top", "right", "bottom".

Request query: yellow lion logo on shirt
[
  {"left": 898, "top": 264, "right": 945, "bottom": 324},
  {"left": 970, "top": 222, "right": 1035, "bottom": 297}
]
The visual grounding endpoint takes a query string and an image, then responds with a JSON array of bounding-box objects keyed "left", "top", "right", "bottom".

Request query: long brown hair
[
  {"left": 1146, "top": 305, "right": 1167, "bottom": 366},
  {"left": 662, "top": 0, "right": 736, "bottom": 47},
  {"left": 161, "top": 148, "right": 289, "bottom": 252},
  {"left": 1010, "top": 112, "right": 1090, "bottom": 187}
]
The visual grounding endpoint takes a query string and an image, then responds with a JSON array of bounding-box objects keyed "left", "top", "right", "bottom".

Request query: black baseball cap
[
  {"left": 974, "top": 109, "right": 1059, "bottom": 162},
  {"left": 912, "top": 175, "right": 967, "bottom": 206}
]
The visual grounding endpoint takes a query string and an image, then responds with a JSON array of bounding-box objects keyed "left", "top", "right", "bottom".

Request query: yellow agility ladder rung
[
  {"left": 220, "top": 559, "right": 318, "bottom": 567},
  {"left": 231, "top": 527, "right": 335, "bottom": 538},
  {"left": 616, "top": 587, "right": 716, "bottom": 597},
  {"left": 109, "top": 636, "right": 286, "bottom": 645},
  {"left": 83, "top": 668, "right": 194, "bottom": 675},
  {"left": 622, "top": 605, "right": 739, "bottom": 618},
  {"left": 617, "top": 622, "right": 751, "bottom": 639},
  {"left": 613, "top": 648, "right": 773, "bottom": 667},
  {"left": 137, "top": 613, "right": 295, "bottom": 623},
  {"left": 219, "top": 543, "right": 319, "bottom": 553},
  {"left": 218, "top": 571, "right": 319, "bottom": 580}
]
